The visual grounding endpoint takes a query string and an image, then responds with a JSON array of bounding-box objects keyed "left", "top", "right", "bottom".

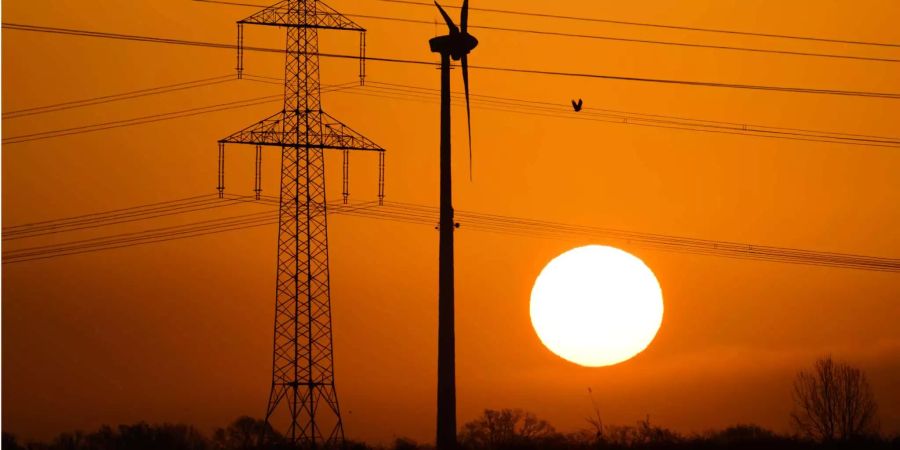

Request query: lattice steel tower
[{"left": 215, "top": 1, "right": 385, "bottom": 447}]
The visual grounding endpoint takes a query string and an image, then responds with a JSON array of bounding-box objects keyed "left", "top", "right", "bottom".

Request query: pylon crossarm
[
  {"left": 220, "top": 111, "right": 384, "bottom": 152},
  {"left": 321, "top": 112, "right": 385, "bottom": 152},
  {"left": 240, "top": 0, "right": 365, "bottom": 32},
  {"left": 219, "top": 110, "right": 285, "bottom": 145}
]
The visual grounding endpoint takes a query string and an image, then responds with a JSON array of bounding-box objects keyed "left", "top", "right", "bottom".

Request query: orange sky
[{"left": 2, "top": 0, "right": 899, "bottom": 444}]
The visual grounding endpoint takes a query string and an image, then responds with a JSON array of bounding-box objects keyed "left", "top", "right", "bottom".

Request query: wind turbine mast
[{"left": 429, "top": 1, "right": 478, "bottom": 449}]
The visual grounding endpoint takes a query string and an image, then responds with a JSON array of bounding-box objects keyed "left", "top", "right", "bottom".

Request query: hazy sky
[{"left": 3, "top": 0, "right": 899, "bottom": 444}]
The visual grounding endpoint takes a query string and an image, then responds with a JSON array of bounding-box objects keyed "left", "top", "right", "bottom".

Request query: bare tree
[
  {"left": 602, "top": 415, "right": 681, "bottom": 447},
  {"left": 459, "top": 409, "right": 558, "bottom": 449},
  {"left": 212, "top": 417, "right": 281, "bottom": 450},
  {"left": 585, "top": 388, "right": 604, "bottom": 443},
  {"left": 791, "top": 355, "right": 879, "bottom": 442}
]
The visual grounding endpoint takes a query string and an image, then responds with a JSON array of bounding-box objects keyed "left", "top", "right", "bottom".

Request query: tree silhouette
[
  {"left": 601, "top": 416, "right": 681, "bottom": 448},
  {"left": 79, "top": 423, "right": 207, "bottom": 450},
  {"left": 392, "top": 437, "right": 420, "bottom": 450},
  {"left": 3, "top": 433, "right": 25, "bottom": 450},
  {"left": 706, "top": 424, "right": 780, "bottom": 447},
  {"left": 459, "top": 409, "right": 559, "bottom": 450},
  {"left": 585, "top": 387, "right": 604, "bottom": 443},
  {"left": 791, "top": 355, "right": 879, "bottom": 442},
  {"left": 211, "top": 416, "right": 282, "bottom": 450},
  {"left": 52, "top": 430, "right": 86, "bottom": 450}
]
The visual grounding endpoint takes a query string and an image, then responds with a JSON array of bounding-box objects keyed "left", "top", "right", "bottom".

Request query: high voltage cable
[
  {"left": 3, "top": 194, "right": 213, "bottom": 233},
  {"left": 357, "top": 83, "right": 900, "bottom": 147},
  {"left": 338, "top": 198, "right": 898, "bottom": 270},
  {"left": 5, "top": 73, "right": 898, "bottom": 149},
  {"left": 5, "top": 23, "right": 900, "bottom": 99},
  {"left": 3, "top": 71, "right": 288, "bottom": 121},
  {"left": 170, "top": 196, "right": 900, "bottom": 272},
  {"left": 2, "top": 200, "right": 381, "bottom": 264},
  {"left": 3, "top": 194, "right": 219, "bottom": 233},
  {"left": 359, "top": 15, "right": 900, "bottom": 63},
  {"left": 376, "top": 0, "right": 900, "bottom": 49},
  {"left": 331, "top": 199, "right": 900, "bottom": 272},
  {"left": 2, "top": 82, "right": 357, "bottom": 145},
  {"left": 340, "top": 82, "right": 900, "bottom": 148},
  {"left": 365, "top": 80, "right": 900, "bottom": 141},
  {"left": 2, "top": 195, "right": 263, "bottom": 240},
  {"left": 242, "top": 74, "right": 284, "bottom": 86},
  {"left": 3, "top": 73, "right": 283, "bottom": 119},
  {"left": 2, "top": 95, "right": 281, "bottom": 144},
  {"left": 340, "top": 86, "right": 887, "bottom": 148},
  {"left": 466, "top": 64, "right": 900, "bottom": 99},
  {"left": 2, "top": 74, "right": 236, "bottom": 119},
  {"left": 192, "top": 0, "right": 266, "bottom": 7},
  {"left": 4, "top": 195, "right": 898, "bottom": 272},
  {"left": 191, "top": 0, "right": 900, "bottom": 64},
  {"left": 5, "top": 67, "right": 897, "bottom": 149},
  {"left": 4, "top": 212, "right": 281, "bottom": 263}
]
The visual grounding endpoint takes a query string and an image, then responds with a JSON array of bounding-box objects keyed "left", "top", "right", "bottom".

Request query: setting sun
[{"left": 530, "top": 245, "right": 664, "bottom": 367}]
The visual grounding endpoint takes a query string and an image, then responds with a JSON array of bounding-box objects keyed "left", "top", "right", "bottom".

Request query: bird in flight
[{"left": 571, "top": 98, "right": 583, "bottom": 112}]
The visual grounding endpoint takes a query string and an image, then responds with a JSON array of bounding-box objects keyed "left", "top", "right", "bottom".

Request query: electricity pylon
[
  {"left": 215, "top": 1, "right": 385, "bottom": 447},
  {"left": 429, "top": 2, "right": 477, "bottom": 450}
]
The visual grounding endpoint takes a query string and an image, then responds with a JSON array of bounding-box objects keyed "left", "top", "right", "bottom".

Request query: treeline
[
  {"left": 2, "top": 417, "right": 290, "bottom": 450},
  {"left": 453, "top": 409, "right": 898, "bottom": 450},
  {"left": 3, "top": 412, "right": 898, "bottom": 450}
]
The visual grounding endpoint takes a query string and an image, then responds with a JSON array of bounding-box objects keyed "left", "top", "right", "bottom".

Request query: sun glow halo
[{"left": 530, "top": 245, "right": 663, "bottom": 367}]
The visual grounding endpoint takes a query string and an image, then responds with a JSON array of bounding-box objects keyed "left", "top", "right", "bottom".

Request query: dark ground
[{"left": 3, "top": 415, "right": 898, "bottom": 450}]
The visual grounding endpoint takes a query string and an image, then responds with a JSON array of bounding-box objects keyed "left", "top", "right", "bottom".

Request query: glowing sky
[{"left": 3, "top": 0, "right": 899, "bottom": 444}]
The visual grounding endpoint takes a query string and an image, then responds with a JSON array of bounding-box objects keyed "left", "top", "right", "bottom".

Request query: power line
[
  {"left": 343, "top": 200, "right": 900, "bottom": 272},
  {"left": 395, "top": 201, "right": 898, "bottom": 271},
  {"left": 367, "top": 80, "right": 900, "bottom": 141},
  {"left": 5, "top": 71, "right": 897, "bottom": 149},
  {"left": 4, "top": 211, "right": 280, "bottom": 263},
  {"left": 213, "top": 196, "right": 900, "bottom": 272},
  {"left": 466, "top": 64, "right": 900, "bottom": 99},
  {"left": 1, "top": 200, "right": 381, "bottom": 264},
  {"left": 339, "top": 86, "right": 881, "bottom": 148},
  {"left": 367, "top": 16, "right": 900, "bottom": 64},
  {"left": 377, "top": 0, "right": 900, "bottom": 49},
  {"left": 1, "top": 82, "right": 357, "bottom": 145},
  {"left": 192, "top": 0, "right": 266, "bottom": 7},
  {"left": 4, "top": 195, "right": 217, "bottom": 233},
  {"left": 3, "top": 74, "right": 236, "bottom": 119},
  {"left": 192, "top": 0, "right": 900, "bottom": 64},
  {"left": 4, "top": 195, "right": 898, "bottom": 272},
  {"left": 2, "top": 22, "right": 243, "bottom": 51},
  {"left": 5, "top": 22, "right": 900, "bottom": 99},
  {"left": 2, "top": 94, "right": 280, "bottom": 144},
  {"left": 241, "top": 73, "right": 284, "bottom": 85},
  {"left": 5, "top": 60, "right": 896, "bottom": 149},
  {"left": 344, "top": 81, "right": 900, "bottom": 148},
  {"left": 4, "top": 194, "right": 213, "bottom": 232},
  {"left": 3, "top": 72, "right": 289, "bottom": 122},
  {"left": 2, "top": 195, "right": 263, "bottom": 240}
]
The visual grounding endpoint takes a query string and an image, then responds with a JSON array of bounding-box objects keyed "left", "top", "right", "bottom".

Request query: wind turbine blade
[
  {"left": 461, "top": 0, "right": 469, "bottom": 33},
  {"left": 434, "top": 1, "right": 460, "bottom": 33},
  {"left": 462, "top": 54, "right": 473, "bottom": 181}
]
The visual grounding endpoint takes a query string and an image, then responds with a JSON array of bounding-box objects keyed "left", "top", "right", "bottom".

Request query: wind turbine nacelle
[{"left": 429, "top": 34, "right": 479, "bottom": 60}]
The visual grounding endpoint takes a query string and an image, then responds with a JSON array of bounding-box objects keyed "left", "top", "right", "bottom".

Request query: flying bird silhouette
[{"left": 572, "top": 98, "right": 583, "bottom": 112}]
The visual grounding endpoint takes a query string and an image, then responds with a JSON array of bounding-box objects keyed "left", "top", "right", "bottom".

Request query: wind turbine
[{"left": 429, "top": 1, "right": 477, "bottom": 449}]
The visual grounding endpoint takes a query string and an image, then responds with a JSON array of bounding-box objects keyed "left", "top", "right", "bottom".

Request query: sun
[{"left": 530, "top": 245, "right": 663, "bottom": 367}]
